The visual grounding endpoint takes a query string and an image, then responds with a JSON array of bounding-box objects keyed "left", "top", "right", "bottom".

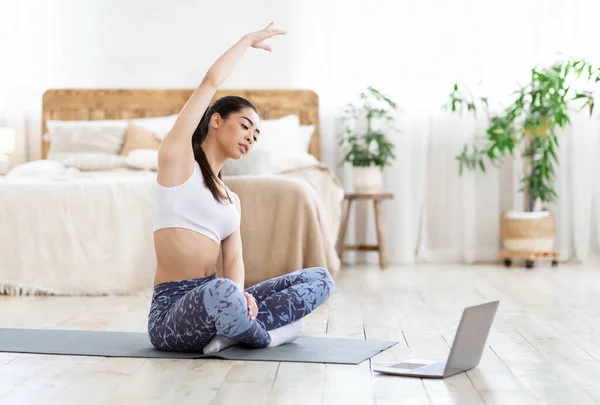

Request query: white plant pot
[
  {"left": 501, "top": 210, "right": 556, "bottom": 252},
  {"left": 353, "top": 166, "right": 383, "bottom": 193}
]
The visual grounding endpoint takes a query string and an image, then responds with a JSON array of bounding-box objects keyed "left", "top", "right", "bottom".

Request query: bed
[{"left": 0, "top": 89, "right": 343, "bottom": 295}]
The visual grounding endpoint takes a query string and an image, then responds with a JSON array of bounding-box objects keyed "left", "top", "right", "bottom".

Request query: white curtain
[
  {"left": 568, "top": 116, "right": 600, "bottom": 261},
  {"left": 333, "top": 112, "right": 600, "bottom": 265},
  {"left": 311, "top": 0, "right": 600, "bottom": 265}
]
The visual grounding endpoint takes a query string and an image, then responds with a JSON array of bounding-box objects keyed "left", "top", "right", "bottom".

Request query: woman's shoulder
[{"left": 228, "top": 190, "right": 241, "bottom": 212}]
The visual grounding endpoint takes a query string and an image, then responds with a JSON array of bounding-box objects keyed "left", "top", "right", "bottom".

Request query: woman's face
[{"left": 213, "top": 107, "right": 261, "bottom": 159}]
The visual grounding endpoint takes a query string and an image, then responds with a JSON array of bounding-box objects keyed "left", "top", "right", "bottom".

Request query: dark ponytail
[{"left": 191, "top": 95, "right": 258, "bottom": 204}]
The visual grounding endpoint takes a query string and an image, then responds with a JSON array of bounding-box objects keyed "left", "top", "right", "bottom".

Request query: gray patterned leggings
[{"left": 148, "top": 267, "right": 335, "bottom": 352}]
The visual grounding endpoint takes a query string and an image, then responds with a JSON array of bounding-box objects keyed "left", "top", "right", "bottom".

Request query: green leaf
[{"left": 443, "top": 58, "right": 599, "bottom": 204}]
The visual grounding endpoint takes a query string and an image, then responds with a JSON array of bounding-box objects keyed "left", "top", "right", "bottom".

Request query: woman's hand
[
  {"left": 247, "top": 21, "right": 286, "bottom": 52},
  {"left": 244, "top": 292, "right": 258, "bottom": 320}
]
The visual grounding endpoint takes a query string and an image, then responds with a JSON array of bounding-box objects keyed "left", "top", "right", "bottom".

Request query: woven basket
[{"left": 501, "top": 211, "right": 556, "bottom": 253}]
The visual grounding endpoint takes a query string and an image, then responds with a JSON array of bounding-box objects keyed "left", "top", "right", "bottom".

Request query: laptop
[{"left": 373, "top": 300, "right": 499, "bottom": 379}]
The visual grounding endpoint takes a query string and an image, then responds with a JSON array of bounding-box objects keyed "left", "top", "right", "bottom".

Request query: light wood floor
[{"left": 1, "top": 262, "right": 600, "bottom": 404}]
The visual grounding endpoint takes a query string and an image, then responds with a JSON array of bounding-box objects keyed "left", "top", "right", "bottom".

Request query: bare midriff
[{"left": 153, "top": 228, "right": 220, "bottom": 286}]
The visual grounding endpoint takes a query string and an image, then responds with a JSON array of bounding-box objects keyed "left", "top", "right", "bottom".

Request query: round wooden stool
[{"left": 337, "top": 192, "right": 394, "bottom": 269}]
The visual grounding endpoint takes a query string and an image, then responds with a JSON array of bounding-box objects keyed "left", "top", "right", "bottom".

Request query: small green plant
[
  {"left": 444, "top": 59, "right": 599, "bottom": 211},
  {"left": 338, "top": 86, "right": 398, "bottom": 168}
]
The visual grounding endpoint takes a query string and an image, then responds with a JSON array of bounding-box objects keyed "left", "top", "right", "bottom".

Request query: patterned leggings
[{"left": 148, "top": 267, "right": 335, "bottom": 352}]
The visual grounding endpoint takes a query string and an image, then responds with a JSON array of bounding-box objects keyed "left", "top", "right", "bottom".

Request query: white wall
[
  {"left": 5, "top": 0, "right": 600, "bottom": 139},
  {"left": 3, "top": 0, "right": 600, "bottom": 264}
]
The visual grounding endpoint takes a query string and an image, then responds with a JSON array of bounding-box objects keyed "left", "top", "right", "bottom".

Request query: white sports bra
[{"left": 154, "top": 161, "right": 240, "bottom": 243}]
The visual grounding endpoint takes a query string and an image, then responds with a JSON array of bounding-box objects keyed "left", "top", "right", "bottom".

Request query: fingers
[
  {"left": 244, "top": 292, "right": 258, "bottom": 320},
  {"left": 266, "top": 29, "right": 286, "bottom": 37},
  {"left": 251, "top": 297, "right": 257, "bottom": 318},
  {"left": 263, "top": 21, "right": 286, "bottom": 37},
  {"left": 250, "top": 21, "right": 286, "bottom": 52},
  {"left": 253, "top": 41, "right": 272, "bottom": 52},
  {"left": 252, "top": 301, "right": 258, "bottom": 319}
]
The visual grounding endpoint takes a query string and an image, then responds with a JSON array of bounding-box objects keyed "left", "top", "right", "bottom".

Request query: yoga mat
[{"left": 0, "top": 328, "right": 397, "bottom": 365}]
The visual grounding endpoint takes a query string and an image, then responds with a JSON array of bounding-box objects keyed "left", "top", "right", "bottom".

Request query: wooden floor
[{"left": 1, "top": 262, "right": 600, "bottom": 404}]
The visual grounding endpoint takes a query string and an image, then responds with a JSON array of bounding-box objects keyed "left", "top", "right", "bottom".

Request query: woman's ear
[{"left": 210, "top": 113, "right": 221, "bottom": 129}]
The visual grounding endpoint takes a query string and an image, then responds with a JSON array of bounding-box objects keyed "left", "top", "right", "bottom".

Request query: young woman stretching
[{"left": 148, "top": 22, "right": 335, "bottom": 354}]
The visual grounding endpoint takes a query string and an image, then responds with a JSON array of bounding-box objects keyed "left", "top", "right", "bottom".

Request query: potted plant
[
  {"left": 445, "top": 59, "right": 599, "bottom": 254},
  {"left": 338, "top": 86, "right": 398, "bottom": 192}
]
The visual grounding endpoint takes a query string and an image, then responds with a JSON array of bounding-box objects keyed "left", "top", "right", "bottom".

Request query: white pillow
[
  {"left": 221, "top": 149, "right": 273, "bottom": 176},
  {"left": 222, "top": 150, "right": 319, "bottom": 176},
  {"left": 254, "top": 116, "right": 314, "bottom": 153},
  {"left": 131, "top": 115, "right": 178, "bottom": 141},
  {"left": 6, "top": 159, "right": 67, "bottom": 179},
  {"left": 125, "top": 149, "right": 158, "bottom": 171},
  {"left": 60, "top": 153, "right": 126, "bottom": 171},
  {"left": 47, "top": 116, "right": 177, "bottom": 130},
  {"left": 46, "top": 118, "right": 129, "bottom": 132},
  {"left": 253, "top": 115, "right": 300, "bottom": 153},
  {"left": 268, "top": 151, "right": 319, "bottom": 173},
  {"left": 223, "top": 115, "right": 306, "bottom": 175},
  {"left": 46, "top": 120, "right": 128, "bottom": 159},
  {"left": 297, "top": 124, "right": 315, "bottom": 152},
  {"left": 253, "top": 117, "right": 315, "bottom": 155}
]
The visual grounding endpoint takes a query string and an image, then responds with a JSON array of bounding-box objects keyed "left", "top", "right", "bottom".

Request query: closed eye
[{"left": 241, "top": 120, "right": 258, "bottom": 142}]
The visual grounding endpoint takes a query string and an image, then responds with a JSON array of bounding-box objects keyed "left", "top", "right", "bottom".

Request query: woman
[{"left": 148, "top": 22, "right": 335, "bottom": 354}]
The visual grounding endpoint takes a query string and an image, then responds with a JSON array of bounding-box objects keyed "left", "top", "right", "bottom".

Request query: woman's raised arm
[{"left": 157, "top": 22, "right": 286, "bottom": 185}]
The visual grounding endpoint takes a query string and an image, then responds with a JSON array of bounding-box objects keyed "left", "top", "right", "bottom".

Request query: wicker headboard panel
[{"left": 41, "top": 88, "right": 320, "bottom": 160}]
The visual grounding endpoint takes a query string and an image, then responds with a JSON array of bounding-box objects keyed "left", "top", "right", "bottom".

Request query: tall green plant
[
  {"left": 338, "top": 86, "right": 398, "bottom": 167},
  {"left": 445, "top": 59, "right": 599, "bottom": 211}
]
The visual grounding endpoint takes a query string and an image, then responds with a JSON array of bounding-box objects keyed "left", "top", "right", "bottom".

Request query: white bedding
[
  {"left": 0, "top": 169, "right": 158, "bottom": 295},
  {"left": 0, "top": 112, "right": 341, "bottom": 295},
  {"left": 0, "top": 158, "right": 343, "bottom": 296}
]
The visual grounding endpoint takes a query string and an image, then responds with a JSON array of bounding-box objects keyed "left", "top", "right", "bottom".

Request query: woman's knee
[
  {"left": 302, "top": 267, "right": 335, "bottom": 297},
  {"left": 203, "top": 278, "right": 241, "bottom": 308},
  {"left": 204, "top": 278, "right": 248, "bottom": 319},
  {"left": 208, "top": 278, "right": 238, "bottom": 296}
]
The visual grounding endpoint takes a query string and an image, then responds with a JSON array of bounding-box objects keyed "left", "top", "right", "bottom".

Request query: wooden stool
[{"left": 337, "top": 192, "right": 394, "bottom": 269}]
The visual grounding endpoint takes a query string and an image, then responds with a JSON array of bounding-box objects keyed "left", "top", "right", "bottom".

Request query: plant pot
[
  {"left": 353, "top": 166, "right": 383, "bottom": 193},
  {"left": 501, "top": 210, "right": 555, "bottom": 252}
]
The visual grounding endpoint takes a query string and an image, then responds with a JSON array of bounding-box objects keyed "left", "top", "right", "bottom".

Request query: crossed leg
[{"left": 202, "top": 267, "right": 335, "bottom": 353}]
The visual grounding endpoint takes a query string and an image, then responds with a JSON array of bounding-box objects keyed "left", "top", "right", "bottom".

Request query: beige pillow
[{"left": 120, "top": 123, "right": 161, "bottom": 156}]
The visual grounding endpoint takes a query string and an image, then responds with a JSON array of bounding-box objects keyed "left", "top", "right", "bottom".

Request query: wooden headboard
[{"left": 41, "top": 88, "right": 320, "bottom": 160}]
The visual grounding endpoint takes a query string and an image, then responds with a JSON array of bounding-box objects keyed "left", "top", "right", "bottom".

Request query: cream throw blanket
[
  {"left": 220, "top": 163, "right": 344, "bottom": 287},
  {"left": 0, "top": 164, "right": 343, "bottom": 295}
]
